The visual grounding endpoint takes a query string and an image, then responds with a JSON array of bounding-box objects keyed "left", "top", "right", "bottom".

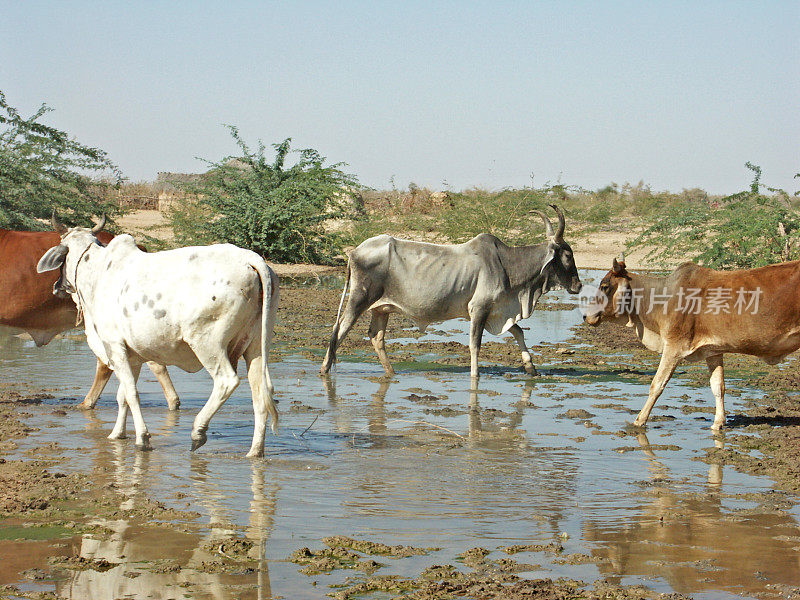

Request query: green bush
[
  {"left": 168, "top": 127, "right": 360, "bottom": 264},
  {"left": 629, "top": 163, "right": 800, "bottom": 269},
  {"left": 0, "top": 91, "right": 121, "bottom": 230}
]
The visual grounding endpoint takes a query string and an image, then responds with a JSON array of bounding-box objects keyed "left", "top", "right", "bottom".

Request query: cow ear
[
  {"left": 37, "top": 245, "right": 68, "bottom": 273},
  {"left": 539, "top": 244, "right": 556, "bottom": 275},
  {"left": 612, "top": 257, "right": 627, "bottom": 275}
]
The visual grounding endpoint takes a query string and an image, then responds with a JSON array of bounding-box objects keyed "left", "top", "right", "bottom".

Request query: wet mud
[{"left": 1, "top": 272, "right": 800, "bottom": 599}]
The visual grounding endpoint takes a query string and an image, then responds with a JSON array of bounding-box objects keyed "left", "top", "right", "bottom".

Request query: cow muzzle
[
  {"left": 583, "top": 312, "right": 602, "bottom": 326},
  {"left": 52, "top": 273, "right": 75, "bottom": 298}
]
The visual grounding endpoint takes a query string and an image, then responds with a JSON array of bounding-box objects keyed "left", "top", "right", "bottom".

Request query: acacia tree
[
  {"left": 0, "top": 91, "right": 121, "bottom": 230},
  {"left": 629, "top": 163, "right": 800, "bottom": 269},
  {"left": 169, "top": 126, "right": 360, "bottom": 264}
]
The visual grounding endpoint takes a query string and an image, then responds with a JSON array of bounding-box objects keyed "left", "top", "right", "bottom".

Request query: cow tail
[
  {"left": 253, "top": 259, "right": 279, "bottom": 434},
  {"left": 327, "top": 263, "right": 351, "bottom": 369}
]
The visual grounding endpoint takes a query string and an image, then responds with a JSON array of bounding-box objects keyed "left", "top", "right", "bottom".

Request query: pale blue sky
[{"left": 2, "top": 1, "right": 798, "bottom": 194}]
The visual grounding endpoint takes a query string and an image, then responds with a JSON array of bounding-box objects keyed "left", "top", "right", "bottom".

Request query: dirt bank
[{"left": 117, "top": 209, "right": 676, "bottom": 274}]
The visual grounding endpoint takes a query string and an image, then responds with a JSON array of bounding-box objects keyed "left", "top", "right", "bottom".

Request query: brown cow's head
[
  {"left": 583, "top": 254, "right": 633, "bottom": 326},
  {"left": 37, "top": 211, "right": 106, "bottom": 296}
]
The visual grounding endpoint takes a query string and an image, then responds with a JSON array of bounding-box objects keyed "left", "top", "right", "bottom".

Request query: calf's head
[
  {"left": 535, "top": 204, "right": 582, "bottom": 294},
  {"left": 37, "top": 211, "right": 106, "bottom": 296},
  {"left": 583, "top": 255, "right": 633, "bottom": 325}
]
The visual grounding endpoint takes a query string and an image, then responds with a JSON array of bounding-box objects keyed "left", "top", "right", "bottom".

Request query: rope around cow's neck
[{"left": 71, "top": 242, "right": 97, "bottom": 327}]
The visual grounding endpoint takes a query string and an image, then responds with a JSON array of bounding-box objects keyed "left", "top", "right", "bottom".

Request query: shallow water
[{"left": 2, "top": 273, "right": 800, "bottom": 599}]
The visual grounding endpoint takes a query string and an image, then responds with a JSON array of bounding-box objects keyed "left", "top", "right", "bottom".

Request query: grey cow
[{"left": 320, "top": 204, "right": 582, "bottom": 379}]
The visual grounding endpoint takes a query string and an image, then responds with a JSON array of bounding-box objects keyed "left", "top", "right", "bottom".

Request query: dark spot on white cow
[
  {"left": 123, "top": 307, "right": 129, "bottom": 317},
  {"left": 226, "top": 280, "right": 231, "bottom": 285},
  {"left": 147, "top": 300, "right": 154, "bottom": 308},
  {"left": 189, "top": 253, "right": 198, "bottom": 261},
  {"left": 142, "top": 294, "right": 148, "bottom": 303},
  {"left": 83, "top": 254, "right": 90, "bottom": 262},
  {"left": 154, "top": 308, "right": 166, "bottom": 319},
  {"left": 134, "top": 302, "right": 139, "bottom": 311},
  {"left": 156, "top": 293, "right": 162, "bottom": 300},
  {"left": 106, "top": 260, "right": 113, "bottom": 270},
  {"left": 212, "top": 296, "right": 216, "bottom": 301}
]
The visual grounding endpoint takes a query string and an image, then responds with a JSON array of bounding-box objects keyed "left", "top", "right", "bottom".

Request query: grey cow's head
[
  {"left": 36, "top": 211, "right": 106, "bottom": 296},
  {"left": 534, "top": 204, "right": 582, "bottom": 294}
]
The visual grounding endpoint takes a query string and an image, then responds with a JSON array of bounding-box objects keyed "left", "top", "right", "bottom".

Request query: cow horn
[
  {"left": 533, "top": 210, "right": 554, "bottom": 239},
  {"left": 549, "top": 204, "right": 565, "bottom": 242},
  {"left": 51, "top": 209, "right": 67, "bottom": 235},
  {"left": 617, "top": 252, "right": 626, "bottom": 263},
  {"left": 91, "top": 214, "right": 107, "bottom": 234}
]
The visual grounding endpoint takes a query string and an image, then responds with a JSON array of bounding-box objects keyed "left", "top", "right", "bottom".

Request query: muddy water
[{"left": 2, "top": 271, "right": 800, "bottom": 599}]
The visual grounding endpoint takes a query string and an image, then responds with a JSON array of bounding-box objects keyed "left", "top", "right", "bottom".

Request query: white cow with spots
[{"left": 37, "top": 214, "right": 279, "bottom": 457}]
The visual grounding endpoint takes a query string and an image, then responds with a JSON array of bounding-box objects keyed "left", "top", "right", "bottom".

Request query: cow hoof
[
  {"left": 191, "top": 435, "right": 207, "bottom": 451},
  {"left": 135, "top": 435, "right": 153, "bottom": 451},
  {"left": 107, "top": 432, "right": 127, "bottom": 440},
  {"left": 246, "top": 448, "right": 264, "bottom": 459},
  {"left": 523, "top": 364, "right": 538, "bottom": 376},
  {"left": 77, "top": 401, "right": 96, "bottom": 410}
]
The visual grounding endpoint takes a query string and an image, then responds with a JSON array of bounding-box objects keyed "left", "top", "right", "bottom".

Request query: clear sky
[{"left": 2, "top": 1, "right": 798, "bottom": 194}]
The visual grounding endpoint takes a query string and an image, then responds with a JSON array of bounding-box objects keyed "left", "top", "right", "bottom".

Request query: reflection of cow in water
[
  {"left": 321, "top": 376, "right": 576, "bottom": 537},
  {"left": 583, "top": 433, "right": 800, "bottom": 595},
  {"left": 55, "top": 419, "right": 277, "bottom": 600}
]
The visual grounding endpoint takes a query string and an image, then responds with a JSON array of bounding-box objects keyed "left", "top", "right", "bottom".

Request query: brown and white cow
[
  {"left": 0, "top": 223, "right": 178, "bottom": 409},
  {"left": 584, "top": 256, "right": 800, "bottom": 430}
]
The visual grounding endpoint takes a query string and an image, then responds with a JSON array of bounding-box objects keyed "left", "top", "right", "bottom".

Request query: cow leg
[
  {"left": 633, "top": 348, "right": 681, "bottom": 427},
  {"left": 321, "top": 279, "right": 378, "bottom": 374},
  {"left": 190, "top": 351, "right": 241, "bottom": 451},
  {"left": 146, "top": 362, "right": 180, "bottom": 410},
  {"left": 468, "top": 308, "right": 490, "bottom": 383},
  {"left": 110, "top": 358, "right": 151, "bottom": 450},
  {"left": 108, "top": 361, "right": 142, "bottom": 440},
  {"left": 368, "top": 310, "right": 394, "bottom": 376},
  {"left": 508, "top": 324, "right": 537, "bottom": 375},
  {"left": 706, "top": 354, "right": 726, "bottom": 430},
  {"left": 79, "top": 360, "right": 114, "bottom": 409},
  {"left": 243, "top": 343, "right": 277, "bottom": 458}
]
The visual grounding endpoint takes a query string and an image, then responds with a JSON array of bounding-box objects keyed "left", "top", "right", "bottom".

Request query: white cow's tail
[
  {"left": 324, "top": 263, "right": 351, "bottom": 371},
  {"left": 252, "top": 259, "right": 279, "bottom": 433}
]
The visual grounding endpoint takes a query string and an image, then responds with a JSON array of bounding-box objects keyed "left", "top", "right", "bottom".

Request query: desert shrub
[
  {"left": 0, "top": 91, "right": 121, "bottom": 229},
  {"left": 437, "top": 185, "right": 582, "bottom": 245},
  {"left": 629, "top": 163, "right": 800, "bottom": 269},
  {"left": 168, "top": 127, "right": 360, "bottom": 264}
]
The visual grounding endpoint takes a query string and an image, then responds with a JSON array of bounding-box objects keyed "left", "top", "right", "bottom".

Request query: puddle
[{"left": 1, "top": 269, "right": 800, "bottom": 599}]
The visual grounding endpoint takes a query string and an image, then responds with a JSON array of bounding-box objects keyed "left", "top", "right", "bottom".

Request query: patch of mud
[
  {"left": 323, "top": 556, "right": 688, "bottom": 600},
  {"left": 324, "top": 535, "right": 439, "bottom": 557},
  {"left": 50, "top": 555, "right": 118, "bottom": 572},
  {"left": 289, "top": 545, "right": 383, "bottom": 575}
]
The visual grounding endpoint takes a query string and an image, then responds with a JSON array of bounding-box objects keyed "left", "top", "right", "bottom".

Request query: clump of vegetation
[
  {"left": 0, "top": 91, "right": 121, "bottom": 229},
  {"left": 629, "top": 163, "right": 800, "bottom": 269},
  {"left": 168, "top": 126, "right": 360, "bottom": 264}
]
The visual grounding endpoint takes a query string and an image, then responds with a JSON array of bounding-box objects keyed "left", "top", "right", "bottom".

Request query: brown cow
[
  {"left": 0, "top": 225, "right": 179, "bottom": 410},
  {"left": 584, "top": 255, "right": 800, "bottom": 430}
]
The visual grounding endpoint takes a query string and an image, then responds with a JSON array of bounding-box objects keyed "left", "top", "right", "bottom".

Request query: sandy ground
[{"left": 116, "top": 210, "right": 674, "bottom": 276}]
